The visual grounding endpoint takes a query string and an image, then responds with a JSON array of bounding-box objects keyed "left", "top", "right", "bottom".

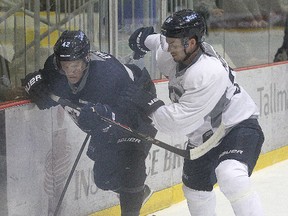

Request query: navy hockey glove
[
  {"left": 129, "top": 26, "right": 155, "bottom": 60},
  {"left": 134, "top": 67, "right": 156, "bottom": 96},
  {"left": 125, "top": 65, "right": 157, "bottom": 96},
  {"left": 23, "top": 71, "right": 56, "bottom": 110},
  {"left": 78, "top": 103, "right": 115, "bottom": 131},
  {"left": 122, "top": 84, "right": 164, "bottom": 115},
  {"left": 121, "top": 65, "right": 163, "bottom": 115}
]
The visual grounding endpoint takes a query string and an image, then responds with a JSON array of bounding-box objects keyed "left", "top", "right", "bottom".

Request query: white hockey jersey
[{"left": 145, "top": 34, "right": 259, "bottom": 147}]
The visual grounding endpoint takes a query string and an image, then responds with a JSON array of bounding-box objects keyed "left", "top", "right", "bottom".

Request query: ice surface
[{"left": 148, "top": 160, "right": 288, "bottom": 216}]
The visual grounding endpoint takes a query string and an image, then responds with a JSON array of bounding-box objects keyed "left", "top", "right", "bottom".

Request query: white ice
[{"left": 148, "top": 159, "right": 288, "bottom": 216}]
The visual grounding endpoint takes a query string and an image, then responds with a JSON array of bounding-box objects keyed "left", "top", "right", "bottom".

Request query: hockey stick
[
  {"left": 49, "top": 93, "right": 225, "bottom": 160},
  {"left": 53, "top": 133, "right": 90, "bottom": 216}
]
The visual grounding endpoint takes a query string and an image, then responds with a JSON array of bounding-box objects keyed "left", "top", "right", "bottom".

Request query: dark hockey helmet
[
  {"left": 54, "top": 30, "right": 90, "bottom": 62},
  {"left": 161, "top": 9, "right": 206, "bottom": 43}
]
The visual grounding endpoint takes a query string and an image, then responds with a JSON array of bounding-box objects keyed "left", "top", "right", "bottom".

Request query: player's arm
[
  {"left": 150, "top": 88, "right": 226, "bottom": 135},
  {"left": 76, "top": 69, "right": 137, "bottom": 132},
  {"left": 22, "top": 56, "right": 58, "bottom": 110},
  {"left": 123, "top": 68, "right": 228, "bottom": 135}
]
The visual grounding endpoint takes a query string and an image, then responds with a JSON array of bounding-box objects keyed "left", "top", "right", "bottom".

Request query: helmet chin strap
[
  {"left": 181, "top": 38, "right": 199, "bottom": 63},
  {"left": 182, "top": 49, "right": 193, "bottom": 62},
  {"left": 182, "top": 45, "right": 199, "bottom": 62}
]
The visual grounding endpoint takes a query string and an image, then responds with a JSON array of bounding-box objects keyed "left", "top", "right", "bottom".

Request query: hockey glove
[
  {"left": 78, "top": 102, "right": 115, "bottom": 131},
  {"left": 135, "top": 67, "right": 156, "bottom": 96},
  {"left": 122, "top": 84, "right": 164, "bottom": 116},
  {"left": 129, "top": 26, "right": 155, "bottom": 60},
  {"left": 23, "top": 71, "right": 56, "bottom": 110},
  {"left": 125, "top": 64, "right": 157, "bottom": 96}
]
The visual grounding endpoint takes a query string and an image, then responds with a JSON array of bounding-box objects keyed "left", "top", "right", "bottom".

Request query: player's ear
[{"left": 189, "top": 38, "right": 197, "bottom": 48}]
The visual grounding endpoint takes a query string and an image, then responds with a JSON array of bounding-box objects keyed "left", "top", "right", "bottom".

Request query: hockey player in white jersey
[{"left": 124, "top": 9, "right": 265, "bottom": 216}]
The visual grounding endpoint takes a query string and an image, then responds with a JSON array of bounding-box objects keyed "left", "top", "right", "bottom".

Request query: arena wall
[{"left": 1, "top": 63, "right": 288, "bottom": 216}]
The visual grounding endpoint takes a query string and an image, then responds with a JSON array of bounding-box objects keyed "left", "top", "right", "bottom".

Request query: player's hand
[
  {"left": 134, "top": 68, "right": 157, "bottom": 97},
  {"left": 78, "top": 103, "right": 115, "bottom": 131},
  {"left": 121, "top": 66, "right": 163, "bottom": 115},
  {"left": 121, "top": 84, "right": 164, "bottom": 115},
  {"left": 23, "top": 71, "right": 56, "bottom": 110},
  {"left": 24, "top": 71, "right": 47, "bottom": 96},
  {"left": 128, "top": 27, "right": 155, "bottom": 60}
]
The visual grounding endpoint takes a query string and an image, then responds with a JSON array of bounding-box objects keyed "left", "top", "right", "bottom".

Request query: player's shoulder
[
  {"left": 42, "top": 54, "right": 62, "bottom": 79},
  {"left": 90, "top": 50, "right": 127, "bottom": 71},
  {"left": 198, "top": 54, "right": 224, "bottom": 70},
  {"left": 88, "top": 56, "right": 129, "bottom": 86},
  {"left": 89, "top": 51, "right": 124, "bottom": 72},
  {"left": 43, "top": 54, "right": 56, "bottom": 68},
  {"left": 90, "top": 50, "right": 114, "bottom": 62},
  {"left": 183, "top": 56, "right": 228, "bottom": 88}
]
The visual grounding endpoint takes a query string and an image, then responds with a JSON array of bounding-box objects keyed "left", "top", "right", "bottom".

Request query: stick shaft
[
  {"left": 49, "top": 93, "right": 224, "bottom": 160},
  {"left": 53, "top": 133, "right": 90, "bottom": 216}
]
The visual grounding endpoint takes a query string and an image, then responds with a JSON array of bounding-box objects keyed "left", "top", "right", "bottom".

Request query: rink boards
[{"left": 1, "top": 62, "right": 288, "bottom": 216}]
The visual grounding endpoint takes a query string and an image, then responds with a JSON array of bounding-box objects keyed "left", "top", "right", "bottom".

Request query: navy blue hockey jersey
[{"left": 37, "top": 51, "right": 156, "bottom": 160}]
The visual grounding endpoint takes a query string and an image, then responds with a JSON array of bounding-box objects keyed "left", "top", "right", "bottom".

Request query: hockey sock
[
  {"left": 119, "top": 189, "right": 145, "bottom": 216},
  {"left": 215, "top": 159, "right": 264, "bottom": 216},
  {"left": 182, "top": 184, "right": 216, "bottom": 216}
]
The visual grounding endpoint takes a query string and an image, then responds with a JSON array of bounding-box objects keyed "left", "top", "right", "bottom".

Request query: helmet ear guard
[
  {"left": 182, "top": 37, "right": 190, "bottom": 48},
  {"left": 84, "top": 53, "right": 91, "bottom": 63}
]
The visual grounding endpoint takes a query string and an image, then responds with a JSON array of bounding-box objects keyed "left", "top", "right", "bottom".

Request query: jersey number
[{"left": 228, "top": 67, "right": 241, "bottom": 95}]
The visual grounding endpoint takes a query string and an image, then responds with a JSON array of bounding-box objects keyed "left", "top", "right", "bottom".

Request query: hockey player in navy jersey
[
  {"left": 23, "top": 30, "right": 156, "bottom": 216},
  {"left": 125, "top": 9, "right": 265, "bottom": 216}
]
